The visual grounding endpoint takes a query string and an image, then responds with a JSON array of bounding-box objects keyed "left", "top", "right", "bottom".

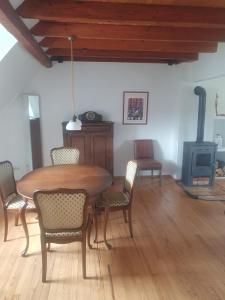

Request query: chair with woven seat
[
  {"left": 50, "top": 147, "right": 80, "bottom": 165},
  {"left": 33, "top": 188, "right": 89, "bottom": 282},
  {"left": 94, "top": 160, "right": 137, "bottom": 249},
  {"left": 0, "top": 161, "right": 36, "bottom": 254},
  {"left": 134, "top": 139, "right": 162, "bottom": 186}
]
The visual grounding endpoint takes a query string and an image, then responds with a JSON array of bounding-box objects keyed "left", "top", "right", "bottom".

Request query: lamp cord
[{"left": 70, "top": 37, "right": 75, "bottom": 114}]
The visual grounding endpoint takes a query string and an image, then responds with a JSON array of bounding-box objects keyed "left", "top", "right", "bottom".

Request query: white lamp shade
[{"left": 66, "top": 119, "right": 82, "bottom": 131}]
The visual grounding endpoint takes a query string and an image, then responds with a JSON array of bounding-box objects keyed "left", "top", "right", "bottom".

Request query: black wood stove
[{"left": 181, "top": 86, "right": 217, "bottom": 186}]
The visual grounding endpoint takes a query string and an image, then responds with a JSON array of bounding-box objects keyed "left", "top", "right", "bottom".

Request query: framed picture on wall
[{"left": 123, "top": 91, "right": 149, "bottom": 124}]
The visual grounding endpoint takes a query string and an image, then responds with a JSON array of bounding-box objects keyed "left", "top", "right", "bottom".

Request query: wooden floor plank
[{"left": 1, "top": 176, "right": 225, "bottom": 299}]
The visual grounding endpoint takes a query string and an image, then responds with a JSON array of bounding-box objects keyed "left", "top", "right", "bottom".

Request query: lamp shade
[{"left": 66, "top": 118, "right": 82, "bottom": 131}]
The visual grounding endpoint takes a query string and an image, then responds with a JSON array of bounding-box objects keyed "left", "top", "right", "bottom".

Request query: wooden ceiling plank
[
  {"left": 50, "top": 56, "right": 187, "bottom": 64},
  {"left": 31, "top": 22, "right": 225, "bottom": 43},
  {"left": 17, "top": 1, "right": 225, "bottom": 29},
  {"left": 0, "top": 0, "right": 51, "bottom": 67},
  {"left": 45, "top": 0, "right": 225, "bottom": 8},
  {"left": 46, "top": 48, "right": 198, "bottom": 60},
  {"left": 40, "top": 37, "right": 217, "bottom": 53}
]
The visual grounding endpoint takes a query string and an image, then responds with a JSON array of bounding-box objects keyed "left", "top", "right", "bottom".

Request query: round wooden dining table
[
  {"left": 17, "top": 164, "right": 112, "bottom": 199},
  {"left": 17, "top": 164, "right": 112, "bottom": 256}
]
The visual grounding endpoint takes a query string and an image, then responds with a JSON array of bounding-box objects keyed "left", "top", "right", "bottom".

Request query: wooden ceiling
[{"left": 4, "top": 0, "right": 225, "bottom": 66}]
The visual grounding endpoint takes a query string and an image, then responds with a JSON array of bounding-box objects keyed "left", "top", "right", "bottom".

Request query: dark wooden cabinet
[{"left": 62, "top": 122, "right": 113, "bottom": 175}]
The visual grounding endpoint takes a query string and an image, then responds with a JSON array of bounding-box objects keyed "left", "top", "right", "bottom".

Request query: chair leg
[
  {"left": 15, "top": 210, "right": 20, "bottom": 226},
  {"left": 3, "top": 208, "right": 8, "bottom": 242},
  {"left": 81, "top": 236, "right": 86, "bottom": 279},
  {"left": 87, "top": 213, "right": 93, "bottom": 249},
  {"left": 41, "top": 237, "right": 47, "bottom": 282},
  {"left": 138, "top": 169, "right": 141, "bottom": 185},
  {"left": 151, "top": 169, "right": 154, "bottom": 177},
  {"left": 123, "top": 209, "right": 128, "bottom": 223},
  {"left": 104, "top": 207, "right": 112, "bottom": 249},
  {"left": 20, "top": 206, "right": 29, "bottom": 257},
  {"left": 47, "top": 243, "right": 51, "bottom": 251},
  {"left": 128, "top": 207, "right": 133, "bottom": 238},
  {"left": 159, "top": 169, "right": 162, "bottom": 186},
  {"left": 93, "top": 212, "right": 98, "bottom": 243}
]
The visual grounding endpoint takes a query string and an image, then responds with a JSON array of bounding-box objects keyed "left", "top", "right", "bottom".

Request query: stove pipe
[{"left": 194, "top": 86, "right": 206, "bottom": 144}]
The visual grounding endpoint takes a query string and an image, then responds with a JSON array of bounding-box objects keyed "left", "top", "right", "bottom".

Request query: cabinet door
[
  {"left": 92, "top": 136, "right": 107, "bottom": 168},
  {"left": 68, "top": 135, "right": 90, "bottom": 164},
  {"left": 92, "top": 135, "right": 113, "bottom": 174}
]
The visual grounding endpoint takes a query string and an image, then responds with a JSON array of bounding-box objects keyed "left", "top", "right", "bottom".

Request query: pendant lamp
[{"left": 66, "top": 36, "right": 82, "bottom": 131}]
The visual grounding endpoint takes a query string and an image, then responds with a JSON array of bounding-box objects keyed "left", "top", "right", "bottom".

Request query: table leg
[{"left": 19, "top": 203, "right": 29, "bottom": 257}]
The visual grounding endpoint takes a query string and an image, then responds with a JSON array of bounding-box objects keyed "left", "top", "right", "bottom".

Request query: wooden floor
[{"left": 1, "top": 176, "right": 225, "bottom": 300}]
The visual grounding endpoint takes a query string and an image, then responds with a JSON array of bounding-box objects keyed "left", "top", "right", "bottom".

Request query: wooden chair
[
  {"left": 95, "top": 160, "right": 137, "bottom": 249},
  {"left": 33, "top": 188, "right": 89, "bottom": 282},
  {"left": 50, "top": 147, "right": 80, "bottom": 165},
  {"left": 0, "top": 161, "right": 36, "bottom": 253},
  {"left": 134, "top": 139, "right": 162, "bottom": 186}
]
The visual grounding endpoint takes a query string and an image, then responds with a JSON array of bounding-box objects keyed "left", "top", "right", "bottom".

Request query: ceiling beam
[
  {"left": 31, "top": 22, "right": 225, "bottom": 43},
  {"left": 46, "top": 48, "right": 198, "bottom": 61},
  {"left": 44, "top": 0, "right": 225, "bottom": 8},
  {"left": 50, "top": 56, "right": 182, "bottom": 64},
  {"left": 17, "top": 1, "right": 225, "bottom": 28},
  {"left": 0, "top": 0, "right": 51, "bottom": 68},
  {"left": 40, "top": 38, "right": 217, "bottom": 53}
]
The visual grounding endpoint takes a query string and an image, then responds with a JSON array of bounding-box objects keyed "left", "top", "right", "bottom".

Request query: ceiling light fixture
[{"left": 66, "top": 36, "right": 82, "bottom": 131}]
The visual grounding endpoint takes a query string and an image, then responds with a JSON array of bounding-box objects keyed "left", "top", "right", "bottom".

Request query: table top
[{"left": 17, "top": 164, "right": 112, "bottom": 200}]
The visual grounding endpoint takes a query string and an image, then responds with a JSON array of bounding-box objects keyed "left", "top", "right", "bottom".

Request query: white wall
[
  {"left": 0, "top": 95, "right": 32, "bottom": 178},
  {"left": 0, "top": 44, "right": 39, "bottom": 109},
  {"left": 187, "top": 44, "right": 225, "bottom": 83},
  {"left": 0, "top": 43, "right": 40, "bottom": 179},
  {"left": 179, "top": 43, "right": 225, "bottom": 143},
  {"left": 2, "top": 43, "right": 224, "bottom": 179},
  {"left": 27, "top": 62, "right": 183, "bottom": 177}
]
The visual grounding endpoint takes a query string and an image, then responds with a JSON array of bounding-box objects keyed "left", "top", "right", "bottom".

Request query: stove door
[{"left": 191, "top": 147, "right": 215, "bottom": 176}]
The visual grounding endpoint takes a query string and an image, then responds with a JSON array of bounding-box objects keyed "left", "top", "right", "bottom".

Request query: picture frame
[{"left": 123, "top": 91, "right": 149, "bottom": 124}]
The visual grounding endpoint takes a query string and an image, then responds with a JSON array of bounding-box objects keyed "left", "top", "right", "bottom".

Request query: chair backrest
[
  {"left": 134, "top": 140, "right": 154, "bottom": 160},
  {"left": 0, "top": 161, "right": 17, "bottom": 204},
  {"left": 50, "top": 147, "right": 80, "bottom": 165},
  {"left": 33, "top": 188, "right": 88, "bottom": 233},
  {"left": 124, "top": 160, "right": 138, "bottom": 197}
]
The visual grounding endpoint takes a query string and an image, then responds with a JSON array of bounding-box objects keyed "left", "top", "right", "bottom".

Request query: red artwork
[
  {"left": 123, "top": 91, "right": 148, "bottom": 125},
  {"left": 127, "top": 98, "right": 144, "bottom": 120}
]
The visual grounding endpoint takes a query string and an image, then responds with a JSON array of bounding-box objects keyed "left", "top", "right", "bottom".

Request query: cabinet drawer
[{"left": 81, "top": 125, "right": 112, "bottom": 133}]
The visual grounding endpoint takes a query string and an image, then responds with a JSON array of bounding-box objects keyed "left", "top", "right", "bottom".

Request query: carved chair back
[
  {"left": 50, "top": 147, "right": 80, "bottom": 165},
  {"left": 33, "top": 189, "right": 88, "bottom": 235},
  {"left": 0, "top": 161, "right": 17, "bottom": 206},
  {"left": 123, "top": 160, "right": 138, "bottom": 203}
]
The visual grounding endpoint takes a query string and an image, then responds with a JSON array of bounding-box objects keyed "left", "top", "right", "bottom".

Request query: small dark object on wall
[{"left": 78, "top": 111, "right": 103, "bottom": 123}]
